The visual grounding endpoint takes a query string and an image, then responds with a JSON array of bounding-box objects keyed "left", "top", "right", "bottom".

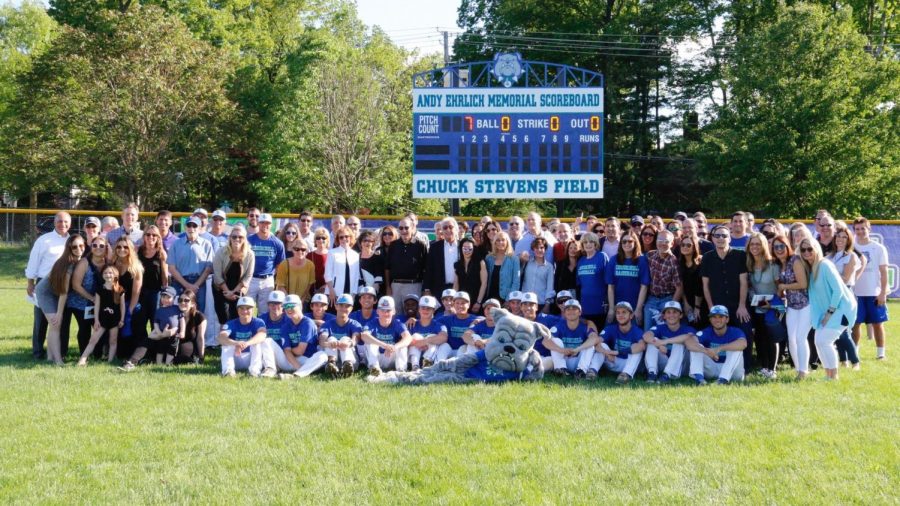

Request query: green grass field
[{"left": 1, "top": 245, "right": 897, "bottom": 504}]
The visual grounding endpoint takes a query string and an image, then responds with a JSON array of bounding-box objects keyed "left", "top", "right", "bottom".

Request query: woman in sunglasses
[
  {"left": 276, "top": 238, "right": 316, "bottom": 301},
  {"left": 113, "top": 237, "right": 144, "bottom": 358},
  {"left": 774, "top": 234, "right": 811, "bottom": 380},
  {"left": 212, "top": 223, "right": 255, "bottom": 324},
  {"left": 34, "top": 234, "right": 86, "bottom": 365},
  {"left": 130, "top": 225, "right": 168, "bottom": 345},
  {"left": 325, "top": 225, "right": 361, "bottom": 307},
  {"left": 277, "top": 222, "right": 301, "bottom": 257},
  {"left": 68, "top": 236, "right": 110, "bottom": 356},
  {"left": 358, "top": 230, "right": 385, "bottom": 296},
  {"left": 308, "top": 227, "right": 331, "bottom": 294}
]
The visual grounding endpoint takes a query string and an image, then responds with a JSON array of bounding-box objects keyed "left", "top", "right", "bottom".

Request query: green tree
[
  {"left": 697, "top": 4, "right": 900, "bottom": 218},
  {"left": 1, "top": 5, "right": 240, "bottom": 209}
]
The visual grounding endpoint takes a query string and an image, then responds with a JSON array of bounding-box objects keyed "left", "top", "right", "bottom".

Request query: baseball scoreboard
[{"left": 412, "top": 87, "right": 604, "bottom": 199}]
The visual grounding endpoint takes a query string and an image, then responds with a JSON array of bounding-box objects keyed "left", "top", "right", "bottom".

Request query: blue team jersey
[
  {"left": 604, "top": 256, "right": 650, "bottom": 308},
  {"left": 281, "top": 316, "right": 318, "bottom": 356},
  {"left": 319, "top": 318, "right": 363, "bottom": 341},
  {"left": 729, "top": 235, "right": 748, "bottom": 251},
  {"left": 600, "top": 323, "right": 644, "bottom": 358},
  {"left": 530, "top": 313, "right": 558, "bottom": 356},
  {"left": 648, "top": 323, "right": 696, "bottom": 353},
  {"left": 222, "top": 317, "right": 266, "bottom": 342},
  {"left": 463, "top": 350, "right": 525, "bottom": 383},
  {"left": 412, "top": 319, "right": 447, "bottom": 337},
  {"left": 440, "top": 314, "right": 479, "bottom": 349},
  {"left": 696, "top": 325, "right": 746, "bottom": 363},
  {"left": 576, "top": 253, "right": 609, "bottom": 315},
  {"left": 260, "top": 313, "right": 287, "bottom": 348},
  {"left": 469, "top": 319, "right": 494, "bottom": 339},
  {"left": 365, "top": 319, "right": 408, "bottom": 352},
  {"left": 551, "top": 320, "right": 593, "bottom": 349},
  {"left": 153, "top": 305, "right": 183, "bottom": 334},
  {"left": 247, "top": 234, "right": 286, "bottom": 277},
  {"left": 350, "top": 309, "right": 379, "bottom": 331}
]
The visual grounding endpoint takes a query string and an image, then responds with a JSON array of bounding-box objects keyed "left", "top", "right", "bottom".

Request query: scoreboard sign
[{"left": 412, "top": 86, "right": 604, "bottom": 199}]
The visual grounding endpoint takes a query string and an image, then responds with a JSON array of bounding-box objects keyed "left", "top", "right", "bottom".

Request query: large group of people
[{"left": 25, "top": 205, "right": 891, "bottom": 383}]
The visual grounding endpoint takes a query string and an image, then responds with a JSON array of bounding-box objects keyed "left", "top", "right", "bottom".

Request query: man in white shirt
[
  {"left": 25, "top": 211, "right": 71, "bottom": 360},
  {"left": 515, "top": 211, "right": 556, "bottom": 261},
  {"left": 852, "top": 217, "right": 889, "bottom": 359},
  {"left": 106, "top": 203, "right": 143, "bottom": 245},
  {"left": 297, "top": 211, "right": 316, "bottom": 250},
  {"left": 601, "top": 217, "right": 620, "bottom": 258},
  {"left": 507, "top": 215, "right": 524, "bottom": 251}
]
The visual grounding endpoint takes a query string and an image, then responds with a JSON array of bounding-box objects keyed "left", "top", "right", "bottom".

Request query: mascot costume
[{"left": 369, "top": 308, "right": 546, "bottom": 384}]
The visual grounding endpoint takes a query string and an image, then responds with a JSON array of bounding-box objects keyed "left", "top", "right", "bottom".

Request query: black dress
[
  {"left": 454, "top": 257, "right": 482, "bottom": 302},
  {"left": 554, "top": 261, "right": 578, "bottom": 294},
  {"left": 97, "top": 286, "right": 121, "bottom": 329}
]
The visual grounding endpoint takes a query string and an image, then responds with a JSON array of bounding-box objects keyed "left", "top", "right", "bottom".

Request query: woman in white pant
[
  {"left": 360, "top": 296, "right": 412, "bottom": 375},
  {"left": 269, "top": 295, "right": 331, "bottom": 379},
  {"left": 218, "top": 297, "right": 267, "bottom": 377},
  {"left": 800, "top": 239, "right": 857, "bottom": 380},
  {"left": 774, "top": 234, "right": 812, "bottom": 380}
]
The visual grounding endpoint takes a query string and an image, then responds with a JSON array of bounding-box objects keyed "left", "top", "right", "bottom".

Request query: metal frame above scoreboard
[{"left": 412, "top": 53, "right": 604, "bottom": 199}]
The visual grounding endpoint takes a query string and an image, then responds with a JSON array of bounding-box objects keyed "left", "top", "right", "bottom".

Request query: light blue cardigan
[
  {"left": 484, "top": 254, "right": 521, "bottom": 301},
  {"left": 808, "top": 259, "right": 857, "bottom": 330}
]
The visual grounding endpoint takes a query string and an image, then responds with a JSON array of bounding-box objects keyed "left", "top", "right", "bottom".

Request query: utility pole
[{"left": 444, "top": 30, "right": 461, "bottom": 217}]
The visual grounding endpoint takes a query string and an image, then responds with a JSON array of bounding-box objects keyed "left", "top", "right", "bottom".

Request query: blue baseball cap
[{"left": 709, "top": 305, "right": 729, "bottom": 317}]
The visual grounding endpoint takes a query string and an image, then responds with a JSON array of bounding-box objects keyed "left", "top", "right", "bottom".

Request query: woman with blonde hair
[
  {"left": 479, "top": 231, "right": 520, "bottom": 304},
  {"left": 775, "top": 234, "right": 811, "bottom": 380},
  {"left": 213, "top": 223, "right": 255, "bottom": 324},
  {"left": 746, "top": 232, "right": 781, "bottom": 378},
  {"left": 325, "top": 225, "right": 361, "bottom": 306},
  {"left": 800, "top": 238, "right": 857, "bottom": 380},
  {"left": 276, "top": 238, "right": 315, "bottom": 301},
  {"left": 308, "top": 227, "right": 331, "bottom": 294},
  {"left": 113, "top": 236, "right": 144, "bottom": 358},
  {"left": 576, "top": 231, "right": 609, "bottom": 327},
  {"left": 826, "top": 224, "right": 863, "bottom": 369}
]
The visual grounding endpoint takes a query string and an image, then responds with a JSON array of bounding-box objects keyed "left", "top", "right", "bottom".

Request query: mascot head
[{"left": 484, "top": 307, "right": 549, "bottom": 372}]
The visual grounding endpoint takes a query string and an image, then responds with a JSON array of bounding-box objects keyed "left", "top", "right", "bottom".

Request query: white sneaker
[{"left": 260, "top": 367, "right": 277, "bottom": 378}]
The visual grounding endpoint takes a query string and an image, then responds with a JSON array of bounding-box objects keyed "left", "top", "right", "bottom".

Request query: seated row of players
[{"left": 216, "top": 286, "right": 748, "bottom": 385}]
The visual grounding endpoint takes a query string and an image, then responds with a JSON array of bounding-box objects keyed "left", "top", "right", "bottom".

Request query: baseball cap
[
  {"left": 674, "top": 211, "right": 689, "bottom": 221},
  {"left": 709, "top": 305, "right": 729, "bottom": 317},
  {"left": 211, "top": 209, "right": 227, "bottom": 220},
  {"left": 520, "top": 292, "right": 539, "bottom": 304},
  {"left": 418, "top": 295, "right": 439, "bottom": 309},
  {"left": 237, "top": 296, "right": 256, "bottom": 308},
  {"left": 310, "top": 293, "right": 329, "bottom": 305},
  {"left": 268, "top": 290, "right": 286, "bottom": 304},
  {"left": 358, "top": 286, "right": 377, "bottom": 297},
  {"left": 441, "top": 288, "right": 456, "bottom": 299},
  {"left": 556, "top": 290, "right": 573, "bottom": 302},
  {"left": 563, "top": 299, "right": 582, "bottom": 310},
  {"left": 259, "top": 213, "right": 273, "bottom": 223},
  {"left": 615, "top": 301, "right": 634, "bottom": 313},
  {"left": 192, "top": 208, "right": 208, "bottom": 218},
  {"left": 454, "top": 291, "right": 470, "bottom": 302},
  {"left": 631, "top": 215, "right": 644, "bottom": 226},
  {"left": 335, "top": 294, "right": 354, "bottom": 306},
  {"left": 160, "top": 286, "right": 177, "bottom": 298},
  {"left": 377, "top": 296, "right": 395, "bottom": 311},
  {"left": 283, "top": 294, "right": 302, "bottom": 308},
  {"left": 663, "top": 301, "right": 683, "bottom": 313},
  {"left": 482, "top": 298, "right": 501, "bottom": 309},
  {"left": 507, "top": 291, "right": 523, "bottom": 302},
  {"left": 186, "top": 216, "right": 202, "bottom": 227},
  {"left": 85, "top": 217, "right": 101, "bottom": 228},
  {"left": 403, "top": 293, "right": 420, "bottom": 303}
]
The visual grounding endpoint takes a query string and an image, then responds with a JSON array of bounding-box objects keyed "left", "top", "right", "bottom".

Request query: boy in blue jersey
[
  {"left": 257, "top": 290, "right": 287, "bottom": 378},
  {"left": 438, "top": 288, "right": 456, "bottom": 318},
  {"left": 546, "top": 299, "right": 600, "bottom": 378},
  {"left": 589, "top": 301, "right": 646, "bottom": 384},
  {"left": 361, "top": 296, "right": 413, "bottom": 375},
  {"left": 305, "top": 293, "right": 336, "bottom": 329},
  {"left": 218, "top": 297, "right": 267, "bottom": 377},
  {"left": 274, "top": 295, "right": 329, "bottom": 378},
  {"left": 318, "top": 294, "right": 362, "bottom": 378},
  {"left": 350, "top": 286, "right": 379, "bottom": 366},
  {"left": 437, "top": 291, "right": 480, "bottom": 360},
  {"left": 408, "top": 295, "right": 448, "bottom": 369},
  {"left": 505, "top": 291, "right": 523, "bottom": 316},
  {"left": 462, "top": 299, "right": 501, "bottom": 353},
  {"left": 642, "top": 300, "right": 694, "bottom": 383},
  {"left": 686, "top": 305, "right": 748, "bottom": 384}
]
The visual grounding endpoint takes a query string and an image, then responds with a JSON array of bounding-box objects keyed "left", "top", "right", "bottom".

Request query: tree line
[{"left": 0, "top": 0, "right": 897, "bottom": 218}]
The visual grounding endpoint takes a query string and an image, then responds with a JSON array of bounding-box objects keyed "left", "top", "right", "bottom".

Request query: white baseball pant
[
  {"left": 549, "top": 337, "right": 595, "bottom": 372},
  {"left": 365, "top": 344, "right": 409, "bottom": 371},
  {"left": 590, "top": 349, "right": 642, "bottom": 376},
  {"left": 644, "top": 343, "right": 686, "bottom": 378},
  {"left": 323, "top": 336, "right": 356, "bottom": 365},
  {"left": 689, "top": 350, "right": 744, "bottom": 381},
  {"left": 247, "top": 277, "right": 275, "bottom": 310},
  {"left": 261, "top": 339, "right": 329, "bottom": 376},
  {"left": 221, "top": 342, "right": 263, "bottom": 375}
]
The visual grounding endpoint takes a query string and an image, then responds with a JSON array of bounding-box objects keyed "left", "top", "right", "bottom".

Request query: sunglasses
[
  {"left": 621, "top": 240, "right": 635, "bottom": 244},
  {"left": 284, "top": 230, "right": 297, "bottom": 236},
  {"left": 315, "top": 237, "right": 326, "bottom": 241},
  {"left": 144, "top": 234, "right": 159, "bottom": 238},
  {"left": 680, "top": 242, "right": 693, "bottom": 248},
  {"left": 186, "top": 224, "right": 198, "bottom": 228},
  {"left": 91, "top": 244, "right": 106, "bottom": 249},
  {"left": 178, "top": 297, "right": 192, "bottom": 303},
  {"left": 338, "top": 235, "right": 350, "bottom": 240},
  {"left": 230, "top": 235, "right": 244, "bottom": 240},
  {"left": 711, "top": 233, "right": 729, "bottom": 239},
  {"left": 773, "top": 244, "right": 787, "bottom": 251},
  {"left": 115, "top": 245, "right": 129, "bottom": 251},
  {"left": 641, "top": 232, "right": 655, "bottom": 237},
  {"left": 382, "top": 232, "right": 394, "bottom": 237},
  {"left": 293, "top": 247, "right": 307, "bottom": 252},
  {"left": 71, "top": 243, "right": 85, "bottom": 249},
  {"left": 398, "top": 226, "right": 409, "bottom": 230},
  {"left": 800, "top": 247, "right": 814, "bottom": 253}
]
